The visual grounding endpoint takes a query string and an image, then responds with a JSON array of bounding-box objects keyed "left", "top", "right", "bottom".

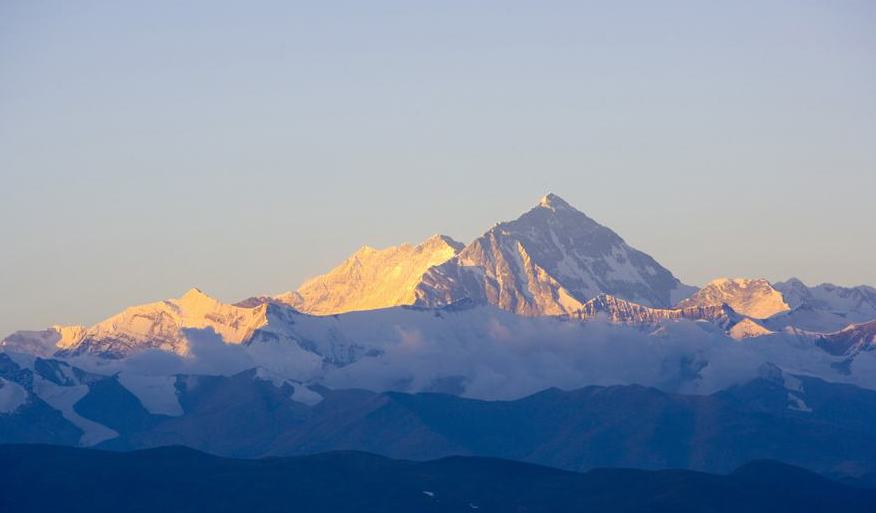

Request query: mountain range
[
  {"left": 6, "top": 194, "right": 874, "bottom": 358},
  {"left": 2, "top": 193, "right": 876, "bottom": 482}
]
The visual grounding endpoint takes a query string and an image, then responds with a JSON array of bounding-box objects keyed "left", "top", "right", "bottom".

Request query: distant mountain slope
[
  {"left": 675, "top": 278, "right": 790, "bottom": 319},
  {"left": 0, "top": 445, "right": 872, "bottom": 513},
  {"left": 415, "top": 194, "right": 695, "bottom": 315}
]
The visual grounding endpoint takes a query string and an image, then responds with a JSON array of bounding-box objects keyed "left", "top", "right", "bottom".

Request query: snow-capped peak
[{"left": 415, "top": 194, "right": 695, "bottom": 314}]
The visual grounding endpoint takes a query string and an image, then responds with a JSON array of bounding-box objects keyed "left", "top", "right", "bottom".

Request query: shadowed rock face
[{"left": 415, "top": 194, "right": 694, "bottom": 315}]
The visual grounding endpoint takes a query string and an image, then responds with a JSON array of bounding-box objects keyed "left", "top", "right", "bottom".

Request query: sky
[{"left": 1, "top": 0, "right": 875, "bottom": 335}]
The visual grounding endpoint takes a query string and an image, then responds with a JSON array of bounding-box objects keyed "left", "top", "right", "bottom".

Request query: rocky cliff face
[{"left": 414, "top": 194, "right": 695, "bottom": 315}]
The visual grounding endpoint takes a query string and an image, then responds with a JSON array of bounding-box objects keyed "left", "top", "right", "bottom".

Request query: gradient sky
[{"left": 1, "top": 0, "right": 875, "bottom": 335}]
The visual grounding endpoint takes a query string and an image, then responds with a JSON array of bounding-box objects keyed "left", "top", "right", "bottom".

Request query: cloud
[
  {"left": 316, "top": 312, "right": 861, "bottom": 401},
  {"left": 63, "top": 308, "right": 862, "bottom": 402},
  {"left": 69, "top": 328, "right": 258, "bottom": 377},
  {"left": 317, "top": 315, "right": 770, "bottom": 400}
]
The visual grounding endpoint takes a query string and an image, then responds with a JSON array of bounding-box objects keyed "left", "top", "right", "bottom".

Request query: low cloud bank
[{"left": 68, "top": 313, "right": 874, "bottom": 401}]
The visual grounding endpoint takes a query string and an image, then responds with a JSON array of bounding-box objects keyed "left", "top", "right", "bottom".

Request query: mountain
[
  {"left": 253, "top": 234, "right": 464, "bottom": 315},
  {"left": 768, "top": 278, "right": 876, "bottom": 332},
  {"left": 675, "top": 278, "right": 790, "bottom": 319},
  {"left": 2, "top": 289, "right": 378, "bottom": 365},
  {"left": 243, "top": 194, "right": 694, "bottom": 317},
  {"left": 1, "top": 289, "right": 270, "bottom": 359},
  {"left": 1, "top": 445, "right": 872, "bottom": 513},
  {"left": 414, "top": 194, "right": 695, "bottom": 316}
]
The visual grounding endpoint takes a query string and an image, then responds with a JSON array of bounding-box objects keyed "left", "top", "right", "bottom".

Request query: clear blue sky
[{"left": 1, "top": 0, "right": 874, "bottom": 334}]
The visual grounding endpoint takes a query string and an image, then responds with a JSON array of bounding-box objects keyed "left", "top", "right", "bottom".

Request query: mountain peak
[{"left": 537, "top": 193, "right": 573, "bottom": 211}]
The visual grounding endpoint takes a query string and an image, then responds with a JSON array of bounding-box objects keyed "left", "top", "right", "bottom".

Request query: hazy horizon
[{"left": 2, "top": 1, "right": 875, "bottom": 334}]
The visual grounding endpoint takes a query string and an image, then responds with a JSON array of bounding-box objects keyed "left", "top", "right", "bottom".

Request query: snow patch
[{"left": 32, "top": 376, "right": 118, "bottom": 445}]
